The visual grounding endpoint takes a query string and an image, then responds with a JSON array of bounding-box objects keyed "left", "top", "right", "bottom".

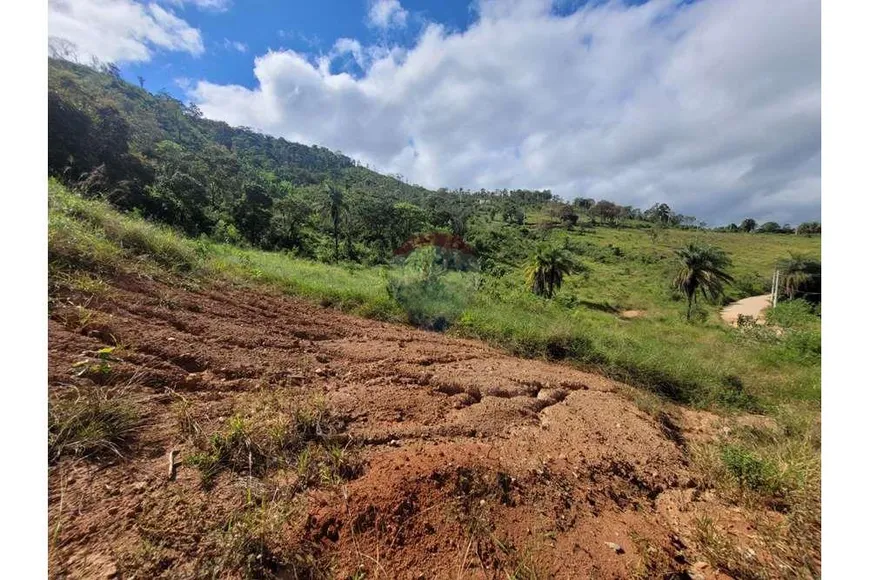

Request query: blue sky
[
  {"left": 110, "top": 1, "right": 479, "bottom": 100},
  {"left": 48, "top": 0, "right": 821, "bottom": 226}
]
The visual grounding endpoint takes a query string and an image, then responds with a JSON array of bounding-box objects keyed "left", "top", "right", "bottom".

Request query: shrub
[
  {"left": 713, "top": 375, "right": 760, "bottom": 411},
  {"left": 386, "top": 247, "right": 472, "bottom": 330},
  {"left": 766, "top": 299, "right": 818, "bottom": 329},
  {"left": 779, "top": 330, "right": 821, "bottom": 365},
  {"left": 731, "top": 273, "right": 767, "bottom": 298}
]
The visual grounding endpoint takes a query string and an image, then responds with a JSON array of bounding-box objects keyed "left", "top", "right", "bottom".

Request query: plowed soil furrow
[{"left": 48, "top": 275, "right": 755, "bottom": 579}]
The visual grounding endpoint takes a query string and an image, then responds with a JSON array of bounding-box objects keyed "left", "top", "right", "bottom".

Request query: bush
[
  {"left": 766, "top": 299, "right": 818, "bottom": 329},
  {"left": 779, "top": 330, "right": 821, "bottom": 364},
  {"left": 386, "top": 247, "right": 472, "bottom": 331},
  {"left": 731, "top": 273, "right": 767, "bottom": 298}
]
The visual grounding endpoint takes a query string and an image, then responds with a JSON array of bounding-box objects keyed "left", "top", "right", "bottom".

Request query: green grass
[
  {"left": 183, "top": 395, "right": 361, "bottom": 489},
  {"left": 48, "top": 179, "right": 820, "bottom": 413},
  {"left": 48, "top": 386, "right": 139, "bottom": 461}
]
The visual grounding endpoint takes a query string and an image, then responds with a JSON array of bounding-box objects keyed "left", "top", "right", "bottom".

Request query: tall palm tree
[
  {"left": 777, "top": 253, "right": 821, "bottom": 300},
  {"left": 320, "top": 182, "right": 346, "bottom": 256},
  {"left": 524, "top": 245, "right": 578, "bottom": 298},
  {"left": 673, "top": 243, "right": 734, "bottom": 320}
]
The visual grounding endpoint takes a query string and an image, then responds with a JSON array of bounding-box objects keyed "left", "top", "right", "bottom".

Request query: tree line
[{"left": 48, "top": 56, "right": 819, "bottom": 275}]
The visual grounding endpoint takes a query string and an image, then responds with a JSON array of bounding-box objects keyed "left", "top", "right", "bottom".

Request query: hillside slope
[
  {"left": 48, "top": 182, "right": 820, "bottom": 578},
  {"left": 48, "top": 58, "right": 429, "bottom": 198},
  {"left": 50, "top": 258, "right": 806, "bottom": 579}
]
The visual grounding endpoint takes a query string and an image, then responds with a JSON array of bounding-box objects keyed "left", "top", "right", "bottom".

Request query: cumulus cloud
[
  {"left": 48, "top": 0, "right": 204, "bottom": 63},
  {"left": 368, "top": 0, "right": 408, "bottom": 30},
  {"left": 191, "top": 0, "right": 820, "bottom": 225}
]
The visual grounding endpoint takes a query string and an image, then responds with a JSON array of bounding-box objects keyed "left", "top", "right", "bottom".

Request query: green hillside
[{"left": 48, "top": 58, "right": 819, "bottom": 270}]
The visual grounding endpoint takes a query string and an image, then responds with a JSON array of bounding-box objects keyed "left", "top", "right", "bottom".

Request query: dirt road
[
  {"left": 720, "top": 293, "right": 772, "bottom": 325},
  {"left": 48, "top": 275, "right": 779, "bottom": 578}
]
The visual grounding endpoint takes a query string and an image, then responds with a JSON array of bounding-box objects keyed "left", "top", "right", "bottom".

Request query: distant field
[{"left": 49, "top": 179, "right": 820, "bottom": 414}]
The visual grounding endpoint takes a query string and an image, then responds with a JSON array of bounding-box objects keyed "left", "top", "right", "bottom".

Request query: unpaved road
[
  {"left": 721, "top": 293, "right": 772, "bottom": 325},
  {"left": 48, "top": 275, "right": 782, "bottom": 578}
]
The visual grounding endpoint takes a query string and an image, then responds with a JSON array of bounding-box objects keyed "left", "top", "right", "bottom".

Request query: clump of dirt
[{"left": 48, "top": 273, "right": 797, "bottom": 578}]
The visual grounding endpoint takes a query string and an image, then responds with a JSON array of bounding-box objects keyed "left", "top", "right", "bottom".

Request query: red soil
[{"left": 48, "top": 274, "right": 768, "bottom": 579}]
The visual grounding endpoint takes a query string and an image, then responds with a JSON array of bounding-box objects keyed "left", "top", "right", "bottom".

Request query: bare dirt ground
[
  {"left": 720, "top": 295, "right": 772, "bottom": 326},
  {"left": 48, "top": 274, "right": 779, "bottom": 579}
]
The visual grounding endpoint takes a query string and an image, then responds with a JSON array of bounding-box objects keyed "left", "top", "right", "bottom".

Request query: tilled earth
[{"left": 48, "top": 274, "right": 765, "bottom": 579}]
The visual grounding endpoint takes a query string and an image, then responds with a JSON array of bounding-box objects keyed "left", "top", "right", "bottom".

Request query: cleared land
[
  {"left": 48, "top": 182, "right": 820, "bottom": 578},
  {"left": 50, "top": 272, "right": 810, "bottom": 579}
]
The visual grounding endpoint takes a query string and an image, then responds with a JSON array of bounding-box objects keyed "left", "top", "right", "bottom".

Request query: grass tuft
[
  {"left": 206, "top": 502, "right": 330, "bottom": 580},
  {"left": 185, "top": 398, "right": 362, "bottom": 489},
  {"left": 48, "top": 386, "right": 139, "bottom": 461}
]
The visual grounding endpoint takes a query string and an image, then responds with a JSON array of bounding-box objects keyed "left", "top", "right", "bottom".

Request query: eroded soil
[{"left": 49, "top": 274, "right": 774, "bottom": 579}]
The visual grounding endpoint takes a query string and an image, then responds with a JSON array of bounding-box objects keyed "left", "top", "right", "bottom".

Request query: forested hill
[
  {"left": 50, "top": 57, "right": 509, "bottom": 261},
  {"left": 48, "top": 58, "right": 815, "bottom": 264}
]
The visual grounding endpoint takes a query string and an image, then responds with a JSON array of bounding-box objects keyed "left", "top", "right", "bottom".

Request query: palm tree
[
  {"left": 673, "top": 243, "right": 734, "bottom": 320},
  {"left": 777, "top": 253, "right": 821, "bottom": 300},
  {"left": 524, "top": 245, "right": 579, "bottom": 298},
  {"left": 320, "top": 182, "right": 346, "bottom": 256}
]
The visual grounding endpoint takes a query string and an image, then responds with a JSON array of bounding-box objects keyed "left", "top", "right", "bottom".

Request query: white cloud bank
[
  {"left": 206, "top": 0, "right": 821, "bottom": 224},
  {"left": 48, "top": 0, "right": 204, "bottom": 63}
]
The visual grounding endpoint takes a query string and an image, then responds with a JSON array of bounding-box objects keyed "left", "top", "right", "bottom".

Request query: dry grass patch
[
  {"left": 48, "top": 386, "right": 139, "bottom": 461},
  {"left": 185, "top": 394, "right": 364, "bottom": 489},
  {"left": 689, "top": 409, "right": 820, "bottom": 578}
]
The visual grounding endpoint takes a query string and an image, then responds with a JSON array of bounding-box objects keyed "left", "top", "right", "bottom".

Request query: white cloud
[
  {"left": 48, "top": 0, "right": 204, "bottom": 64},
  {"left": 368, "top": 0, "right": 408, "bottom": 30},
  {"left": 160, "top": 0, "right": 231, "bottom": 12},
  {"left": 223, "top": 38, "right": 248, "bottom": 53},
  {"left": 332, "top": 38, "right": 364, "bottom": 67},
  {"left": 191, "top": 0, "right": 821, "bottom": 225}
]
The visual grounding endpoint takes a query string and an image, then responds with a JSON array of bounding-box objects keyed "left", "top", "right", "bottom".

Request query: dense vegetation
[
  {"left": 49, "top": 179, "right": 821, "bottom": 411},
  {"left": 49, "top": 58, "right": 819, "bottom": 269}
]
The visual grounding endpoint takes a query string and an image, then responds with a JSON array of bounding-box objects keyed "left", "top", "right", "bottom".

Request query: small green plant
[
  {"left": 71, "top": 358, "right": 113, "bottom": 382},
  {"left": 186, "top": 400, "right": 362, "bottom": 488},
  {"left": 295, "top": 441, "right": 363, "bottom": 489},
  {"left": 720, "top": 444, "right": 782, "bottom": 496},
  {"left": 48, "top": 387, "right": 139, "bottom": 461},
  {"left": 185, "top": 415, "right": 261, "bottom": 486}
]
